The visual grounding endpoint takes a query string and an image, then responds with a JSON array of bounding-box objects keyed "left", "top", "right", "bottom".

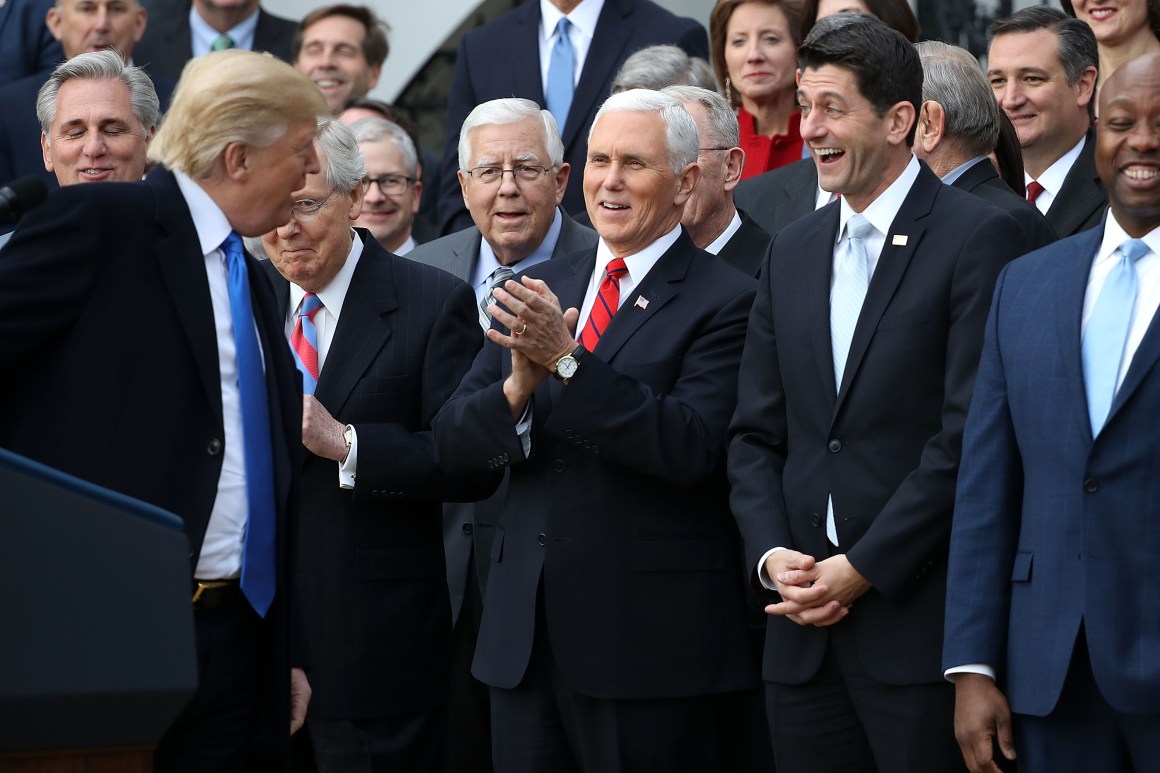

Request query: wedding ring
[{"left": 519, "top": 322, "right": 528, "bottom": 335}]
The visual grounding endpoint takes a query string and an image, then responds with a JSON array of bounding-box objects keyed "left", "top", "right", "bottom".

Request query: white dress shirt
[
  {"left": 190, "top": 5, "right": 260, "bottom": 56},
  {"left": 704, "top": 211, "right": 743, "bottom": 256},
  {"left": 539, "top": 0, "right": 605, "bottom": 91},
  {"left": 285, "top": 231, "right": 366, "bottom": 488},
  {"left": 1025, "top": 134, "right": 1086, "bottom": 215}
]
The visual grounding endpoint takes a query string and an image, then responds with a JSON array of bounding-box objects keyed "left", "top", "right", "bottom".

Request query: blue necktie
[
  {"left": 831, "top": 214, "right": 874, "bottom": 389},
  {"left": 545, "top": 18, "right": 574, "bottom": 131},
  {"left": 1082, "top": 238, "right": 1150, "bottom": 435},
  {"left": 222, "top": 231, "right": 277, "bottom": 617},
  {"left": 290, "top": 292, "right": 323, "bottom": 395}
]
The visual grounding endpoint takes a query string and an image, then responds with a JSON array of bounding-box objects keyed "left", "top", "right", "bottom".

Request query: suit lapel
[
  {"left": 1057, "top": 226, "right": 1104, "bottom": 445},
  {"left": 834, "top": 167, "right": 934, "bottom": 414},
  {"left": 566, "top": 0, "right": 631, "bottom": 147},
  {"left": 593, "top": 235, "right": 689, "bottom": 363},
  {"left": 512, "top": 4, "right": 546, "bottom": 108},
  {"left": 804, "top": 207, "right": 840, "bottom": 408},
  {"left": 149, "top": 169, "right": 223, "bottom": 419},
  {"left": 315, "top": 238, "right": 398, "bottom": 412}
]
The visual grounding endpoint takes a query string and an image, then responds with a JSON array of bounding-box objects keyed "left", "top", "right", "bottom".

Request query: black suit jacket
[
  {"left": 0, "top": 168, "right": 302, "bottom": 764},
  {"left": 952, "top": 157, "right": 1057, "bottom": 251},
  {"left": 436, "top": 0, "right": 708, "bottom": 233},
  {"left": 0, "top": 0, "right": 61, "bottom": 85},
  {"left": 0, "top": 69, "right": 175, "bottom": 191},
  {"left": 1044, "top": 129, "right": 1107, "bottom": 237},
  {"left": 434, "top": 232, "right": 759, "bottom": 699},
  {"left": 262, "top": 232, "right": 490, "bottom": 719},
  {"left": 133, "top": 6, "right": 297, "bottom": 80},
  {"left": 715, "top": 208, "right": 771, "bottom": 277},
  {"left": 732, "top": 157, "right": 819, "bottom": 239},
  {"left": 728, "top": 163, "right": 1034, "bottom": 687}
]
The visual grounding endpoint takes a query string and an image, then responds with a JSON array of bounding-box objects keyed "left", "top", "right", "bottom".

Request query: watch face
[{"left": 556, "top": 355, "right": 579, "bottom": 379}]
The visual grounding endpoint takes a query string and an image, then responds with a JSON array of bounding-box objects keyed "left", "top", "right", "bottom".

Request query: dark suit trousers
[
  {"left": 304, "top": 709, "right": 447, "bottom": 773},
  {"left": 154, "top": 590, "right": 264, "bottom": 773},
  {"left": 447, "top": 551, "right": 494, "bottom": 772},
  {"left": 1015, "top": 627, "right": 1160, "bottom": 773},
  {"left": 490, "top": 588, "right": 766, "bottom": 773},
  {"left": 766, "top": 625, "right": 963, "bottom": 773}
]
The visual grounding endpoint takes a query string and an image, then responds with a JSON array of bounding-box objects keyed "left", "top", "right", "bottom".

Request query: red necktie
[
  {"left": 1027, "top": 180, "right": 1045, "bottom": 205},
  {"left": 579, "top": 258, "right": 628, "bottom": 350},
  {"left": 289, "top": 292, "right": 323, "bottom": 394}
]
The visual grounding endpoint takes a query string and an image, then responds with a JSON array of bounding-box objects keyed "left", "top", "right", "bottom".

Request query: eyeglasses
[
  {"left": 699, "top": 146, "right": 730, "bottom": 153},
  {"left": 362, "top": 174, "right": 417, "bottom": 196},
  {"left": 466, "top": 164, "right": 555, "bottom": 185},
  {"left": 290, "top": 187, "right": 339, "bottom": 220}
]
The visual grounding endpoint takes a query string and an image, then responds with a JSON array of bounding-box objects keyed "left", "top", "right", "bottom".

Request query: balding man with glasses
[{"left": 259, "top": 117, "right": 493, "bottom": 772}]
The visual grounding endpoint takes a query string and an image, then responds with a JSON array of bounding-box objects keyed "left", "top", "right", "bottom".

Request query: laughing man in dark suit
[{"left": 433, "top": 89, "right": 760, "bottom": 772}]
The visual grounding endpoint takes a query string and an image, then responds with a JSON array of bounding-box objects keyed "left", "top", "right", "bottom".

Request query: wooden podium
[{"left": 0, "top": 448, "right": 197, "bottom": 770}]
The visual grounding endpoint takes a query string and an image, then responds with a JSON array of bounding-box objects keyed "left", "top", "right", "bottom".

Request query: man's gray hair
[
  {"left": 591, "top": 89, "right": 699, "bottom": 174},
  {"left": 457, "top": 97, "right": 564, "bottom": 171},
  {"left": 350, "top": 117, "right": 418, "bottom": 176},
  {"left": 917, "top": 40, "right": 1000, "bottom": 158},
  {"left": 611, "top": 45, "right": 718, "bottom": 93},
  {"left": 315, "top": 117, "right": 365, "bottom": 193},
  {"left": 36, "top": 49, "right": 160, "bottom": 139},
  {"left": 662, "top": 84, "right": 740, "bottom": 149}
]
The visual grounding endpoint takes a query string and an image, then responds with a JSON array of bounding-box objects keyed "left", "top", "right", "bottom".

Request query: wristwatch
[{"left": 552, "top": 344, "right": 585, "bottom": 382}]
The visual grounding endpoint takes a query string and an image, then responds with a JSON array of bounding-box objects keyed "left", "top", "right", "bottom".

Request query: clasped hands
[
  {"left": 762, "top": 549, "right": 871, "bottom": 627},
  {"left": 487, "top": 277, "right": 580, "bottom": 417}
]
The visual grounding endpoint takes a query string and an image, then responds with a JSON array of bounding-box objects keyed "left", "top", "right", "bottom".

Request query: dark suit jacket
[
  {"left": 433, "top": 232, "right": 759, "bottom": 699},
  {"left": 952, "top": 157, "right": 1057, "bottom": 251},
  {"left": 732, "top": 157, "right": 819, "bottom": 239},
  {"left": 406, "top": 210, "right": 597, "bottom": 623},
  {"left": 133, "top": 6, "right": 297, "bottom": 80},
  {"left": 262, "top": 232, "right": 490, "bottom": 719},
  {"left": 728, "top": 163, "right": 1033, "bottom": 687},
  {"left": 945, "top": 220, "right": 1160, "bottom": 717},
  {"left": 0, "top": 167, "right": 302, "bottom": 765},
  {"left": 436, "top": 0, "right": 708, "bottom": 233},
  {"left": 1044, "top": 129, "right": 1107, "bottom": 237},
  {"left": 0, "top": 0, "right": 61, "bottom": 85},
  {"left": 715, "top": 208, "right": 771, "bottom": 277},
  {"left": 0, "top": 69, "right": 175, "bottom": 192}
]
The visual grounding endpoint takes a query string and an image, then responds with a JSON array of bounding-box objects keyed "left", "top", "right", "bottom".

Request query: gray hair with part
[
  {"left": 662, "top": 84, "right": 740, "bottom": 149},
  {"left": 350, "top": 116, "right": 418, "bottom": 176},
  {"left": 457, "top": 97, "right": 564, "bottom": 171},
  {"left": 315, "top": 117, "right": 366, "bottom": 193},
  {"left": 917, "top": 40, "right": 999, "bottom": 158},
  {"left": 611, "top": 45, "right": 718, "bottom": 93},
  {"left": 36, "top": 49, "right": 160, "bottom": 139},
  {"left": 590, "top": 88, "right": 699, "bottom": 174}
]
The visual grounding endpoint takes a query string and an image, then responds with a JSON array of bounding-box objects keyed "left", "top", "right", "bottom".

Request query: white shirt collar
[
  {"left": 473, "top": 208, "right": 563, "bottom": 289},
  {"left": 174, "top": 171, "right": 234, "bottom": 258},
  {"left": 394, "top": 235, "right": 417, "bottom": 256},
  {"left": 704, "top": 211, "right": 743, "bottom": 255},
  {"left": 838, "top": 154, "right": 921, "bottom": 242},
  {"left": 1095, "top": 212, "right": 1160, "bottom": 269},
  {"left": 592, "top": 222, "right": 681, "bottom": 292},
  {"left": 190, "top": 4, "right": 260, "bottom": 57},
  {"left": 940, "top": 156, "right": 990, "bottom": 186},
  {"left": 540, "top": 0, "right": 604, "bottom": 41},
  {"left": 1026, "top": 133, "right": 1086, "bottom": 198}
]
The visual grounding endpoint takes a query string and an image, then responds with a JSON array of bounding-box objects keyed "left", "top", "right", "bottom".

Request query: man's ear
[{"left": 915, "top": 100, "right": 945, "bottom": 155}]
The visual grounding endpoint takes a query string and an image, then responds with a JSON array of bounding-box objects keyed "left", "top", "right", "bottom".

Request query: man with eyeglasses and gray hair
[
  {"left": 349, "top": 116, "right": 424, "bottom": 255},
  {"left": 407, "top": 95, "right": 596, "bottom": 773},
  {"left": 259, "top": 117, "right": 491, "bottom": 772}
]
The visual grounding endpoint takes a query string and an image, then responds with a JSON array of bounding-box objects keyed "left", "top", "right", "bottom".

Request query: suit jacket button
[
  {"left": 537, "top": 533, "right": 546, "bottom": 546},
  {"left": 827, "top": 439, "right": 842, "bottom": 453},
  {"left": 1084, "top": 478, "right": 1099, "bottom": 493},
  {"left": 553, "top": 459, "right": 566, "bottom": 472},
  {"left": 207, "top": 438, "right": 223, "bottom": 455},
  {"left": 810, "top": 513, "right": 822, "bottom": 527},
  {"left": 462, "top": 523, "right": 473, "bottom": 535}
]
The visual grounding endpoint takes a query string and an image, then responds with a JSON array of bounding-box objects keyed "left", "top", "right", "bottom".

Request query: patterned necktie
[
  {"left": 1082, "top": 238, "right": 1149, "bottom": 434},
  {"left": 579, "top": 258, "right": 628, "bottom": 350},
  {"left": 480, "top": 266, "right": 515, "bottom": 321},
  {"left": 290, "top": 292, "right": 324, "bottom": 395},
  {"left": 1027, "top": 180, "right": 1045, "bottom": 205},
  {"left": 221, "top": 231, "right": 276, "bottom": 617},
  {"left": 211, "top": 34, "right": 235, "bottom": 51},
  {"left": 830, "top": 214, "right": 875, "bottom": 389},
  {"left": 545, "top": 18, "right": 574, "bottom": 131}
]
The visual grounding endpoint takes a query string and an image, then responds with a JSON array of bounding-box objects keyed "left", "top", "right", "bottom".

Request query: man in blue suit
[
  {"left": 435, "top": 0, "right": 708, "bottom": 235},
  {"left": 945, "top": 53, "right": 1160, "bottom": 773},
  {"left": 0, "top": 0, "right": 61, "bottom": 84}
]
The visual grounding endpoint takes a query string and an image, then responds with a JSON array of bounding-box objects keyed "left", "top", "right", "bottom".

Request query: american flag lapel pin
[
  {"left": 634, "top": 296, "right": 649, "bottom": 310},
  {"left": 891, "top": 234, "right": 908, "bottom": 246}
]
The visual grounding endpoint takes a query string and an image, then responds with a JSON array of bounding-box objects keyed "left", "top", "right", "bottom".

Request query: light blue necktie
[
  {"left": 545, "top": 18, "right": 574, "bottom": 131},
  {"left": 222, "top": 231, "right": 277, "bottom": 617},
  {"left": 1082, "top": 238, "right": 1149, "bottom": 434},
  {"left": 290, "top": 292, "right": 323, "bottom": 395},
  {"left": 831, "top": 214, "right": 875, "bottom": 389}
]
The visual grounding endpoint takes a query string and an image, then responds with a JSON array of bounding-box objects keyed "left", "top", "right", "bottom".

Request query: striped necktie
[
  {"left": 290, "top": 292, "right": 324, "bottom": 395},
  {"left": 579, "top": 258, "right": 628, "bottom": 350}
]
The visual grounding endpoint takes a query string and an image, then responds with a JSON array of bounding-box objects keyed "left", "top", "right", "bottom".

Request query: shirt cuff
[
  {"left": 338, "top": 424, "right": 357, "bottom": 490},
  {"left": 756, "top": 546, "right": 787, "bottom": 590},
  {"left": 515, "top": 403, "right": 533, "bottom": 458},
  {"left": 944, "top": 664, "right": 995, "bottom": 682}
]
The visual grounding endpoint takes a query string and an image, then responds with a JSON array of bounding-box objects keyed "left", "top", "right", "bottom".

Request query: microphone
[{"left": 0, "top": 175, "right": 49, "bottom": 224}]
